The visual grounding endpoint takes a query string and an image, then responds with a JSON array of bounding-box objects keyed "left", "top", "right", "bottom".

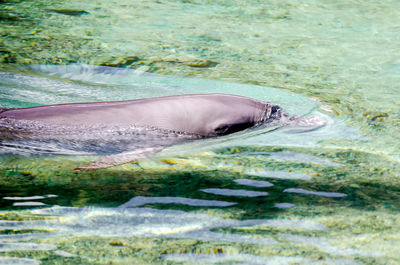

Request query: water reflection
[
  {"left": 274, "top": 203, "right": 296, "bottom": 209},
  {"left": 3, "top": 195, "right": 57, "bottom": 200},
  {"left": 0, "top": 242, "right": 56, "bottom": 252},
  {"left": 283, "top": 188, "right": 347, "bottom": 198},
  {"left": 234, "top": 179, "right": 274, "bottom": 187},
  {"left": 119, "top": 196, "right": 236, "bottom": 208},
  {"left": 279, "top": 234, "right": 382, "bottom": 257},
  {"left": 245, "top": 170, "right": 312, "bottom": 181},
  {"left": 13, "top": 202, "right": 47, "bottom": 207},
  {"left": 1, "top": 204, "right": 326, "bottom": 243},
  {"left": 201, "top": 188, "right": 269, "bottom": 197}
]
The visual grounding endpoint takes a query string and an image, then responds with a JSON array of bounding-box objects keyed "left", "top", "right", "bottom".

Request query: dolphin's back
[{"left": 0, "top": 94, "right": 274, "bottom": 136}]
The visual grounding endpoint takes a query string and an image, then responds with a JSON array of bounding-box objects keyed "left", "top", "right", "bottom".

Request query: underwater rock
[
  {"left": 100, "top": 56, "right": 141, "bottom": 67},
  {"left": 151, "top": 54, "right": 218, "bottom": 68},
  {"left": 363, "top": 111, "right": 389, "bottom": 122}
]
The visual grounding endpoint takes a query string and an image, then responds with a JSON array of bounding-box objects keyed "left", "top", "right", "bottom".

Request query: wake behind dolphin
[{"left": 0, "top": 94, "right": 296, "bottom": 170}]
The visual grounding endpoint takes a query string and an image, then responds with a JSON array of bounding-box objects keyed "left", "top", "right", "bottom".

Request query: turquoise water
[{"left": 1, "top": 0, "right": 400, "bottom": 264}]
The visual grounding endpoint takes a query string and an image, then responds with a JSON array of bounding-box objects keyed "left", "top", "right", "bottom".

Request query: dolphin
[{"left": 0, "top": 94, "right": 292, "bottom": 170}]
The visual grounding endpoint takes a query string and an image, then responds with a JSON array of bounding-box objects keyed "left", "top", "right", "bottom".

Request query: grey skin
[{"left": 0, "top": 94, "right": 287, "bottom": 170}]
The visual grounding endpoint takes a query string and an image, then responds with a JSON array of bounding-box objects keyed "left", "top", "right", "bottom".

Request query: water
[{"left": 1, "top": 0, "right": 400, "bottom": 264}]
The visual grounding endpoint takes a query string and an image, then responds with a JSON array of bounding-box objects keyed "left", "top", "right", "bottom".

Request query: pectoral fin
[{"left": 74, "top": 147, "right": 164, "bottom": 171}]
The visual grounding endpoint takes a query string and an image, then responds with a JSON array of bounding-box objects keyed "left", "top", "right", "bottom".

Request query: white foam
[
  {"left": 201, "top": 188, "right": 269, "bottom": 197},
  {"left": 234, "top": 179, "right": 274, "bottom": 187},
  {"left": 283, "top": 188, "right": 347, "bottom": 198}
]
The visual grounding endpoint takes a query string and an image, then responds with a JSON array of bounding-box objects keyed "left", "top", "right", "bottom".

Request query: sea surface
[{"left": 0, "top": 0, "right": 399, "bottom": 264}]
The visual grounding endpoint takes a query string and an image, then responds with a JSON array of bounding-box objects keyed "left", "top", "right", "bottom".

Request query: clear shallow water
[
  {"left": 0, "top": 65, "right": 358, "bottom": 155},
  {"left": 1, "top": 0, "right": 399, "bottom": 159},
  {"left": 1, "top": 0, "right": 400, "bottom": 264},
  {"left": 0, "top": 65, "right": 399, "bottom": 265}
]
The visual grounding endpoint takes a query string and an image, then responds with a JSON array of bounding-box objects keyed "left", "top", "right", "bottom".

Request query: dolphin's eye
[
  {"left": 269, "top": 105, "right": 282, "bottom": 118},
  {"left": 214, "top": 124, "right": 229, "bottom": 134}
]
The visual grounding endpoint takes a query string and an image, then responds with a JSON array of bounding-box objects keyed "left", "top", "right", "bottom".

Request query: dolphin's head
[
  {"left": 193, "top": 94, "right": 288, "bottom": 136},
  {"left": 118, "top": 93, "right": 288, "bottom": 137}
]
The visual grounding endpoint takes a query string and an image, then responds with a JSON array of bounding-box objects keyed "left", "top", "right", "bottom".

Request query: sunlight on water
[
  {"left": 119, "top": 196, "right": 236, "bottom": 208},
  {"left": 245, "top": 170, "right": 312, "bottom": 181},
  {"left": 0, "top": 257, "right": 40, "bottom": 265},
  {"left": 283, "top": 188, "right": 347, "bottom": 198},
  {"left": 234, "top": 178, "right": 274, "bottom": 187},
  {"left": 201, "top": 188, "right": 269, "bottom": 197},
  {"left": 0, "top": 204, "right": 326, "bottom": 240}
]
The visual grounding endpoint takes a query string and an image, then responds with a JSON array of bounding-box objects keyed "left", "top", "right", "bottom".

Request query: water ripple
[
  {"left": 283, "top": 188, "right": 347, "bottom": 198},
  {"left": 201, "top": 188, "right": 269, "bottom": 197},
  {"left": 234, "top": 179, "right": 274, "bottom": 187},
  {"left": 243, "top": 151, "right": 340, "bottom": 166},
  {"left": 246, "top": 170, "right": 312, "bottom": 181},
  {"left": 118, "top": 196, "right": 236, "bottom": 208}
]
